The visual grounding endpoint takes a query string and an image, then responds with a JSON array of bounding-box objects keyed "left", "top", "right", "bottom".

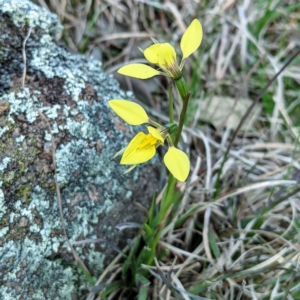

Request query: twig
[
  {"left": 37, "top": 111, "right": 91, "bottom": 274},
  {"left": 22, "top": 27, "right": 32, "bottom": 89}
]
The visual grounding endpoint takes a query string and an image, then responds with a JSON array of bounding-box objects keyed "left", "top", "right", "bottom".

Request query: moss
[
  {"left": 0, "top": 142, "right": 36, "bottom": 184},
  {"left": 18, "top": 161, "right": 25, "bottom": 173},
  {"left": 0, "top": 213, "right": 9, "bottom": 227},
  {"left": 0, "top": 211, "right": 41, "bottom": 243},
  {"left": 0, "top": 120, "right": 16, "bottom": 140},
  {"left": 0, "top": 123, "right": 48, "bottom": 193},
  {"left": 7, "top": 226, "right": 27, "bottom": 240},
  {"left": 16, "top": 184, "right": 31, "bottom": 202},
  {"left": 3, "top": 171, "right": 14, "bottom": 184},
  {"left": 4, "top": 228, "right": 41, "bottom": 244}
]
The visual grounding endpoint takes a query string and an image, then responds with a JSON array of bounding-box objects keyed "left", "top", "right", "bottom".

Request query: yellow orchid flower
[
  {"left": 118, "top": 19, "right": 202, "bottom": 80},
  {"left": 108, "top": 99, "right": 190, "bottom": 182},
  {"left": 120, "top": 126, "right": 165, "bottom": 165}
]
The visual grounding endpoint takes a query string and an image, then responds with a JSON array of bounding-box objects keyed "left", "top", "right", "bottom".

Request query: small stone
[
  {"left": 12, "top": 128, "right": 21, "bottom": 137},
  {"left": 96, "top": 140, "right": 104, "bottom": 152},
  {"left": 17, "top": 114, "right": 26, "bottom": 122},
  {"left": 19, "top": 217, "right": 28, "bottom": 227},
  {"left": 74, "top": 113, "right": 84, "bottom": 122},
  {"left": 0, "top": 100, "right": 9, "bottom": 114},
  {"left": 43, "top": 165, "right": 50, "bottom": 173},
  {"left": 43, "top": 142, "right": 53, "bottom": 157},
  {"left": 20, "top": 176, "right": 29, "bottom": 184}
]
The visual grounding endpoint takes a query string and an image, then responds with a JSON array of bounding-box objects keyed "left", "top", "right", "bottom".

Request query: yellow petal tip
[
  {"left": 118, "top": 64, "right": 160, "bottom": 79},
  {"left": 180, "top": 19, "right": 203, "bottom": 60}
]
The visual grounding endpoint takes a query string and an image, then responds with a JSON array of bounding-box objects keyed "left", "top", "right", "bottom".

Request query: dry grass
[{"left": 32, "top": 0, "right": 300, "bottom": 299}]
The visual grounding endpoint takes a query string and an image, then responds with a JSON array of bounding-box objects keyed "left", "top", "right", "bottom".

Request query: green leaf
[
  {"left": 77, "top": 261, "right": 95, "bottom": 286},
  {"left": 294, "top": 218, "right": 300, "bottom": 229},
  {"left": 122, "top": 236, "right": 141, "bottom": 281},
  {"left": 262, "top": 91, "right": 274, "bottom": 116},
  {"left": 100, "top": 281, "right": 123, "bottom": 299},
  {"left": 208, "top": 231, "right": 220, "bottom": 258},
  {"left": 143, "top": 223, "right": 153, "bottom": 238},
  {"left": 148, "top": 191, "right": 157, "bottom": 228},
  {"left": 137, "top": 285, "right": 149, "bottom": 300},
  {"left": 136, "top": 273, "right": 151, "bottom": 286}
]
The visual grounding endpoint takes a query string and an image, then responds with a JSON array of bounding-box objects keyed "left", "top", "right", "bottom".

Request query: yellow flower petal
[
  {"left": 118, "top": 63, "right": 160, "bottom": 79},
  {"left": 121, "top": 132, "right": 156, "bottom": 165},
  {"left": 164, "top": 147, "right": 190, "bottom": 182},
  {"left": 108, "top": 100, "right": 149, "bottom": 125},
  {"left": 147, "top": 126, "right": 164, "bottom": 144},
  {"left": 180, "top": 19, "right": 202, "bottom": 60},
  {"left": 144, "top": 44, "right": 161, "bottom": 64},
  {"left": 158, "top": 43, "right": 177, "bottom": 70}
]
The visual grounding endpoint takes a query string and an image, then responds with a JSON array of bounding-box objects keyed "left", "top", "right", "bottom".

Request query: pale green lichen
[
  {"left": 44, "top": 130, "right": 52, "bottom": 141},
  {"left": 2, "top": 89, "right": 39, "bottom": 123},
  {"left": 0, "top": 226, "right": 9, "bottom": 237},
  {"left": 40, "top": 104, "right": 61, "bottom": 119},
  {"left": 15, "top": 135, "right": 25, "bottom": 143},
  {"left": 0, "top": 126, "right": 9, "bottom": 137},
  {"left": 87, "top": 248, "right": 105, "bottom": 273},
  {"left": 126, "top": 190, "right": 133, "bottom": 199},
  {"left": 0, "top": 157, "right": 10, "bottom": 173},
  {"left": 1, "top": 238, "right": 75, "bottom": 300}
]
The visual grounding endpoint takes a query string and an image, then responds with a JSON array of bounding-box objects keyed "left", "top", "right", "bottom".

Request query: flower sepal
[
  {"left": 108, "top": 99, "right": 149, "bottom": 125},
  {"left": 164, "top": 147, "right": 190, "bottom": 182},
  {"left": 164, "top": 123, "right": 178, "bottom": 134},
  {"left": 175, "top": 77, "right": 189, "bottom": 101}
]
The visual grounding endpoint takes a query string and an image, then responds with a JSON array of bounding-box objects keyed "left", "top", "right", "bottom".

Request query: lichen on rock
[{"left": 0, "top": 0, "right": 159, "bottom": 299}]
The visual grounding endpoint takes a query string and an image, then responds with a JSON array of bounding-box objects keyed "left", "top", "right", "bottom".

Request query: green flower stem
[
  {"left": 168, "top": 82, "right": 174, "bottom": 124},
  {"left": 145, "top": 174, "right": 176, "bottom": 267},
  {"left": 175, "top": 77, "right": 189, "bottom": 102},
  {"left": 168, "top": 81, "right": 175, "bottom": 142},
  {"left": 159, "top": 174, "right": 176, "bottom": 220},
  {"left": 175, "top": 91, "right": 191, "bottom": 146},
  {"left": 145, "top": 237, "right": 159, "bottom": 266},
  {"left": 159, "top": 80, "right": 190, "bottom": 226},
  {"left": 146, "top": 78, "right": 190, "bottom": 268}
]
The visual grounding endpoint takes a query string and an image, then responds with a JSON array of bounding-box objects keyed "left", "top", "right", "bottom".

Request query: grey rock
[{"left": 0, "top": 0, "right": 159, "bottom": 299}]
